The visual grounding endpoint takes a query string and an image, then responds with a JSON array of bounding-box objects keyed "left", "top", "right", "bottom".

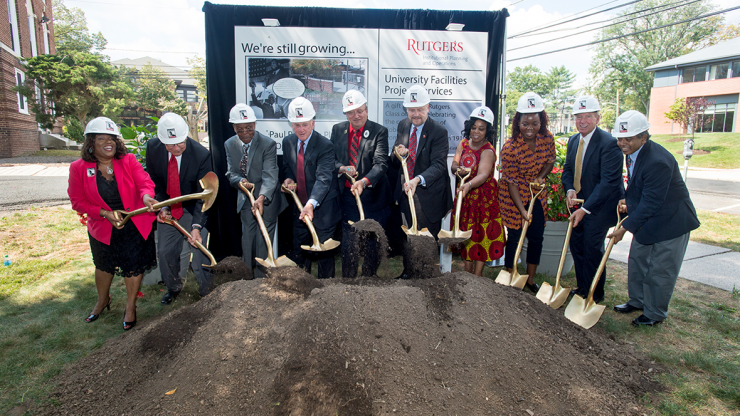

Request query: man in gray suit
[{"left": 225, "top": 104, "right": 287, "bottom": 277}]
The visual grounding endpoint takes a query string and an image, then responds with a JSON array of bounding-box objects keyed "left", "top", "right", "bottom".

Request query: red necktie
[
  {"left": 625, "top": 154, "right": 632, "bottom": 187},
  {"left": 296, "top": 140, "right": 308, "bottom": 205},
  {"left": 408, "top": 126, "right": 418, "bottom": 178},
  {"left": 346, "top": 129, "right": 360, "bottom": 188},
  {"left": 167, "top": 155, "right": 183, "bottom": 219}
]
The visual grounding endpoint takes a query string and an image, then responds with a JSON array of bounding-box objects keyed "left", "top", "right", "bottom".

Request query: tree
[
  {"left": 589, "top": 0, "right": 720, "bottom": 114},
  {"left": 664, "top": 97, "right": 714, "bottom": 140},
  {"left": 545, "top": 66, "right": 577, "bottom": 133},
  {"left": 52, "top": 0, "right": 107, "bottom": 54},
  {"left": 507, "top": 65, "right": 552, "bottom": 98},
  {"left": 128, "top": 63, "right": 187, "bottom": 117},
  {"left": 698, "top": 23, "right": 740, "bottom": 48},
  {"left": 185, "top": 56, "right": 208, "bottom": 138},
  {"left": 17, "top": 52, "right": 133, "bottom": 131}
]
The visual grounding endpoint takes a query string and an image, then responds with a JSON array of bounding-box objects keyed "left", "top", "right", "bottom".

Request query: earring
[{"left": 88, "top": 147, "right": 93, "bottom": 154}]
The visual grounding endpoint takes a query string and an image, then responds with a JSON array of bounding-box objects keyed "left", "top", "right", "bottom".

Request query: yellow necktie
[{"left": 574, "top": 137, "right": 585, "bottom": 193}]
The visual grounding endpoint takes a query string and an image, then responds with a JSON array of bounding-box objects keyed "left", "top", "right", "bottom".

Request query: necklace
[{"left": 99, "top": 163, "right": 114, "bottom": 175}]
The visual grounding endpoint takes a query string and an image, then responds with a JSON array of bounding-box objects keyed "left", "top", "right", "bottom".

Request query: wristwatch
[{"left": 192, "top": 224, "right": 202, "bottom": 231}]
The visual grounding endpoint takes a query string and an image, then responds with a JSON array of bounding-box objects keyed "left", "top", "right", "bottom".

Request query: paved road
[
  {"left": 686, "top": 178, "right": 740, "bottom": 215},
  {"left": 0, "top": 176, "right": 70, "bottom": 210}
]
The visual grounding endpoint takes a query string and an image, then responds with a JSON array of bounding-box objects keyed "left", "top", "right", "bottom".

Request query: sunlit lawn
[{"left": 652, "top": 132, "right": 740, "bottom": 169}]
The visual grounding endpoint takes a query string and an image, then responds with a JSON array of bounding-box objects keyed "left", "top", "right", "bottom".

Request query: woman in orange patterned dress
[
  {"left": 451, "top": 106, "right": 505, "bottom": 276},
  {"left": 498, "top": 92, "right": 556, "bottom": 293}
]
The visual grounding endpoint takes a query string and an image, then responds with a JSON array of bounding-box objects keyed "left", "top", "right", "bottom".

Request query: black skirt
[{"left": 88, "top": 169, "right": 157, "bottom": 277}]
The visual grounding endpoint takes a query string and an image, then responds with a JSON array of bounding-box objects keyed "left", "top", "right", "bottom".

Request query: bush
[{"left": 63, "top": 118, "right": 85, "bottom": 143}]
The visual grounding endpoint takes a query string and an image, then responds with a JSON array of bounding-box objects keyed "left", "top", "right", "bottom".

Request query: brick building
[
  {"left": 645, "top": 37, "right": 740, "bottom": 135},
  {"left": 0, "top": 0, "right": 54, "bottom": 157}
]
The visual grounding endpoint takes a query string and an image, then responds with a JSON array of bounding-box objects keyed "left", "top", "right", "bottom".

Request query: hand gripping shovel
[
  {"left": 239, "top": 182, "right": 296, "bottom": 268},
  {"left": 437, "top": 168, "right": 473, "bottom": 243},
  {"left": 282, "top": 185, "right": 341, "bottom": 252},
  {"left": 564, "top": 203, "right": 628, "bottom": 329},
  {"left": 160, "top": 218, "right": 217, "bottom": 268},
  {"left": 393, "top": 146, "right": 434, "bottom": 238},
  {"left": 536, "top": 198, "right": 584, "bottom": 309},
  {"left": 343, "top": 172, "right": 365, "bottom": 225},
  {"left": 495, "top": 183, "right": 546, "bottom": 289},
  {"left": 115, "top": 172, "right": 219, "bottom": 226}
]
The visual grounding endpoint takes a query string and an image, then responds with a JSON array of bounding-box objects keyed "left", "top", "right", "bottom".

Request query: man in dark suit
[
  {"left": 561, "top": 95, "right": 624, "bottom": 303},
  {"left": 225, "top": 104, "right": 287, "bottom": 278},
  {"left": 281, "top": 97, "right": 340, "bottom": 278},
  {"left": 607, "top": 111, "right": 700, "bottom": 326},
  {"left": 146, "top": 113, "right": 213, "bottom": 304},
  {"left": 390, "top": 85, "right": 453, "bottom": 278},
  {"left": 330, "top": 90, "right": 391, "bottom": 278}
]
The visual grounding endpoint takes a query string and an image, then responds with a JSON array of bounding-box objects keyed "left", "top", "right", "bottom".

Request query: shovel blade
[
  {"left": 301, "top": 238, "right": 341, "bottom": 252},
  {"left": 510, "top": 273, "right": 528, "bottom": 289},
  {"left": 564, "top": 295, "right": 606, "bottom": 329},
  {"left": 495, "top": 270, "right": 512, "bottom": 285},
  {"left": 548, "top": 285, "right": 571, "bottom": 309},
  {"left": 256, "top": 257, "right": 277, "bottom": 268},
  {"left": 276, "top": 256, "right": 298, "bottom": 268},
  {"left": 536, "top": 282, "right": 554, "bottom": 304},
  {"left": 456, "top": 230, "right": 473, "bottom": 240},
  {"left": 437, "top": 229, "right": 453, "bottom": 239}
]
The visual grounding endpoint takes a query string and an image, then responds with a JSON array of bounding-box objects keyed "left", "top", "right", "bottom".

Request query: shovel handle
[
  {"left": 161, "top": 218, "right": 217, "bottom": 268},
  {"left": 583, "top": 203, "right": 629, "bottom": 303},
  {"left": 393, "top": 146, "right": 422, "bottom": 235},
  {"left": 282, "top": 185, "right": 322, "bottom": 246},
  {"left": 343, "top": 172, "right": 365, "bottom": 221},
  {"left": 239, "top": 182, "right": 278, "bottom": 264}
]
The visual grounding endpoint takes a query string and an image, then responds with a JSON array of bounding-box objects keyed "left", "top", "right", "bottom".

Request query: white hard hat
[
  {"left": 84, "top": 117, "right": 120, "bottom": 137},
  {"left": 157, "top": 113, "right": 189, "bottom": 145},
  {"left": 470, "top": 106, "right": 494, "bottom": 125},
  {"left": 516, "top": 92, "right": 545, "bottom": 114},
  {"left": 613, "top": 110, "right": 650, "bottom": 138},
  {"left": 572, "top": 95, "right": 601, "bottom": 114},
  {"left": 287, "top": 97, "right": 316, "bottom": 123},
  {"left": 342, "top": 90, "right": 367, "bottom": 113},
  {"left": 229, "top": 103, "right": 256, "bottom": 124},
  {"left": 403, "top": 85, "right": 430, "bottom": 108}
]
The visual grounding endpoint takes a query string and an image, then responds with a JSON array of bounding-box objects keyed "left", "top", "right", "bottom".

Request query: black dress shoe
[
  {"left": 570, "top": 289, "right": 585, "bottom": 297},
  {"left": 632, "top": 314, "right": 662, "bottom": 327},
  {"left": 592, "top": 296, "right": 604, "bottom": 304},
  {"left": 614, "top": 303, "right": 643, "bottom": 313},
  {"left": 161, "top": 291, "right": 179, "bottom": 305},
  {"left": 525, "top": 282, "right": 540, "bottom": 294}
]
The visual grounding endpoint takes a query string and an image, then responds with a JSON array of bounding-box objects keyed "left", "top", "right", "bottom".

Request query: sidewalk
[
  {"left": 686, "top": 167, "right": 740, "bottom": 183},
  {"left": 609, "top": 233, "right": 740, "bottom": 292},
  {"left": 0, "top": 165, "right": 69, "bottom": 176}
]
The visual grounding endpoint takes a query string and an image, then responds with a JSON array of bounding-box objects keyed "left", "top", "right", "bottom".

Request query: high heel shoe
[
  {"left": 123, "top": 306, "right": 137, "bottom": 331},
  {"left": 85, "top": 295, "right": 111, "bottom": 323}
]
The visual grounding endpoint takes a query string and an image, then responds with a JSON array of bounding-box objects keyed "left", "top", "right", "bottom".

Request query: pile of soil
[
  {"left": 403, "top": 235, "right": 442, "bottom": 279},
  {"left": 40, "top": 272, "right": 662, "bottom": 415},
  {"left": 210, "top": 256, "right": 252, "bottom": 286},
  {"left": 351, "top": 219, "right": 390, "bottom": 275}
]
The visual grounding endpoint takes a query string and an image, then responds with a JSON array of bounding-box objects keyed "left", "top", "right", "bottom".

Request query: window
[
  {"left": 681, "top": 66, "right": 707, "bottom": 83},
  {"left": 15, "top": 68, "right": 28, "bottom": 114},
  {"left": 732, "top": 62, "right": 740, "bottom": 78},
  {"left": 696, "top": 103, "right": 736, "bottom": 133},
  {"left": 6, "top": 0, "right": 20, "bottom": 54},
  {"left": 176, "top": 90, "right": 185, "bottom": 100},
  {"left": 42, "top": 22, "right": 49, "bottom": 54},
  {"left": 709, "top": 63, "right": 729, "bottom": 80}
]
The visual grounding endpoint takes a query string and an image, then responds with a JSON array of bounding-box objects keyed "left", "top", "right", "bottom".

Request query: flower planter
[{"left": 518, "top": 220, "right": 573, "bottom": 277}]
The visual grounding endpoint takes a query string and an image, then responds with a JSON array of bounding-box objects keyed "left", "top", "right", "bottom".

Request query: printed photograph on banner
[
  {"left": 383, "top": 101, "right": 479, "bottom": 153},
  {"left": 246, "top": 57, "right": 368, "bottom": 121}
]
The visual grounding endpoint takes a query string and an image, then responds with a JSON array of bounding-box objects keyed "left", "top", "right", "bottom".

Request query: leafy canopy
[{"left": 52, "top": 0, "right": 107, "bottom": 54}]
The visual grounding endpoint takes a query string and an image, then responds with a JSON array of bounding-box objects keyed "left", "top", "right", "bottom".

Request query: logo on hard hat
[
  {"left": 619, "top": 122, "right": 628, "bottom": 133},
  {"left": 296, "top": 108, "right": 303, "bottom": 118},
  {"left": 347, "top": 97, "right": 353, "bottom": 106},
  {"left": 239, "top": 110, "right": 248, "bottom": 120},
  {"left": 478, "top": 109, "right": 486, "bottom": 118},
  {"left": 579, "top": 100, "right": 586, "bottom": 110},
  {"left": 105, "top": 121, "right": 115, "bottom": 131},
  {"left": 410, "top": 93, "right": 417, "bottom": 103},
  {"left": 527, "top": 98, "right": 535, "bottom": 108},
  {"left": 167, "top": 128, "right": 177, "bottom": 139}
]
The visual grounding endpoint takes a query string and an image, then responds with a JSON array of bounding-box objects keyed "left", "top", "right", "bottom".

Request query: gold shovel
[
  {"left": 115, "top": 172, "right": 219, "bottom": 225},
  {"left": 160, "top": 217, "right": 217, "bottom": 268},
  {"left": 495, "top": 183, "right": 546, "bottom": 289},
  {"left": 564, "top": 203, "right": 628, "bottom": 329},
  {"left": 393, "top": 146, "right": 434, "bottom": 238},
  {"left": 282, "top": 185, "right": 341, "bottom": 252},
  {"left": 343, "top": 172, "right": 365, "bottom": 224},
  {"left": 437, "top": 168, "right": 473, "bottom": 241},
  {"left": 536, "top": 199, "right": 584, "bottom": 309},
  {"left": 239, "top": 182, "right": 297, "bottom": 268}
]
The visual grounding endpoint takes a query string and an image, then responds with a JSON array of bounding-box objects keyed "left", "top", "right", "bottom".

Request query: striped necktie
[
  {"left": 240, "top": 143, "right": 250, "bottom": 177},
  {"left": 408, "top": 126, "right": 417, "bottom": 178}
]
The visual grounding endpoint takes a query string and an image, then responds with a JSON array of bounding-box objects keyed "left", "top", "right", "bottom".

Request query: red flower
[{"left": 77, "top": 212, "right": 88, "bottom": 226}]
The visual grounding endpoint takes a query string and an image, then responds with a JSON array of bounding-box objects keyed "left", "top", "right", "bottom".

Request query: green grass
[
  {"left": 652, "top": 132, "right": 740, "bottom": 169},
  {"left": 692, "top": 209, "right": 740, "bottom": 252},
  {"left": 30, "top": 149, "right": 80, "bottom": 158}
]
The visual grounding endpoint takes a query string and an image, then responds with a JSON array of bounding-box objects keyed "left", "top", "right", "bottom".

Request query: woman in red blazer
[{"left": 68, "top": 117, "right": 158, "bottom": 330}]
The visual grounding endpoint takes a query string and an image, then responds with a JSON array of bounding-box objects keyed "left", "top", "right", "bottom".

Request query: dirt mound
[
  {"left": 211, "top": 255, "right": 252, "bottom": 286},
  {"left": 40, "top": 273, "right": 662, "bottom": 415}
]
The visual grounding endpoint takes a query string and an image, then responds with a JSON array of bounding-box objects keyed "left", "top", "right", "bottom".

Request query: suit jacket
[
  {"left": 224, "top": 131, "right": 287, "bottom": 218},
  {"left": 145, "top": 137, "right": 213, "bottom": 227},
  {"left": 390, "top": 116, "right": 453, "bottom": 222},
  {"left": 281, "top": 131, "right": 340, "bottom": 230},
  {"left": 623, "top": 140, "right": 700, "bottom": 245},
  {"left": 68, "top": 154, "right": 156, "bottom": 245},
  {"left": 330, "top": 119, "right": 391, "bottom": 213},
  {"left": 561, "top": 127, "right": 624, "bottom": 227}
]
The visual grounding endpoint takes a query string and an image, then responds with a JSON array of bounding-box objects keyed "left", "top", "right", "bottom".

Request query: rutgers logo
[
  {"left": 347, "top": 97, "right": 353, "bottom": 106},
  {"left": 578, "top": 100, "right": 586, "bottom": 110},
  {"left": 619, "top": 122, "right": 628, "bottom": 133},
  {"left": 105, "top": 121, "right": 115, "bottom": 131},
  {"left": 296, "top": 108, "right": 303, "bottom": 118},
  {"left": 410, "top": 93, "right": 417, "bottom": 103},
  {"left": 478, "top": 109, "right": 486, "bottom": 118},
  {"left": 167, "top": 128, "right": 177, "bottom": 138},
  {"left": 240, "top": 110, "right": 249, "bottom": 120},
  {"left": 527, "top": 98, "right": 535, "bottom": 108}
]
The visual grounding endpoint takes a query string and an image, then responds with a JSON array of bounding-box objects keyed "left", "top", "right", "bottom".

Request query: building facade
[
  {"left": 646, "top": 37, "right": 740, "bottom": 135},
  {"left": 0, "top": 0, "right": 54, "bottom": 157}
]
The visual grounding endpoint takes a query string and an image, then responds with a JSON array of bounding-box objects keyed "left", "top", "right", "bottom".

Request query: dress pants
[
  {"left": 570, "top": 214, "right": 611, "bottom": 300},
  {"left": 627, "top": 232, "right": 690, "bottom": 321},
  {"left": 340, "top": 187, "right": 390, "bottom": 278},
  {"left": 292, "top": 208, "right": 338, "bottom": 279},
  {"left": 240, "top": 202, "right": 279, "bottom": 279},
  {"left": 504, "top": 200, "right": 545, "bottom": 269},
  {"left": 157, "top": 210, "right": 212, "bottom": 297},
  {"left": 399, "top": 192, "right": 441, "bottom": 274}
]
